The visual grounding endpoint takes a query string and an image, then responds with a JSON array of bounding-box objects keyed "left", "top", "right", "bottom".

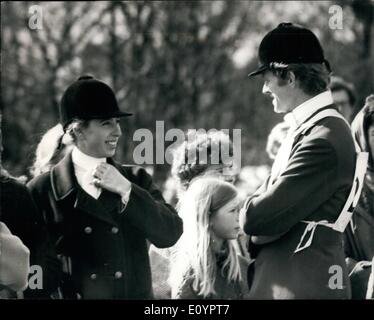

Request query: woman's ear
[{"left": 73, "top": 126, "right": 84, "bottom": 141}]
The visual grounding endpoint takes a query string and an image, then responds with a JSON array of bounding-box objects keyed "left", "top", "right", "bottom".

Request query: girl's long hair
[{"left": 169, "top": 177, "right": 242, "bottom": 298}]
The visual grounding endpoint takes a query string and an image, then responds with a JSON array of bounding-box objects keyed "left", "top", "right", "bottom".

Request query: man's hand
[{"left": 92, "top": 163, "right": 131, "bottom": 197}]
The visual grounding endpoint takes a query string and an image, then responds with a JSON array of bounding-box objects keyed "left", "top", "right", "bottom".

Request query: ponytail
[
  {"left": 30, "top": 119, "right": 89, "bottom": 177},
  {"left": 31, "top": 124, "right": 70, "bottom": 177}
]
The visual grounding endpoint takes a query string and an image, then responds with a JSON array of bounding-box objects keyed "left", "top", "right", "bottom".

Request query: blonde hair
[
  {"left": 169, "top": 177, "right": 242, "bottom": 298},
  {"left": 30, "top": 120, "right": 87, "bottom": 177}
]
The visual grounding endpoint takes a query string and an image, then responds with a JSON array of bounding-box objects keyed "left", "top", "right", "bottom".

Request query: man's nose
[
  {"left": 262, "top": 82, "right": 271, "bottom": 95},
  {"left": 113, "top": 123, "right": 122, "bottom": 137},
  {"left": 262, "top": 83, "right": 269, "bottom": 94}
]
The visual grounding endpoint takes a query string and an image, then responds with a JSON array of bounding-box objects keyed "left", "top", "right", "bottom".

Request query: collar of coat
[
  {"left": 50, "top": 150, "right": 127, "bottom": 201},
  {"left": 50, "top": 151, "right": 129, "bottom": 225}
]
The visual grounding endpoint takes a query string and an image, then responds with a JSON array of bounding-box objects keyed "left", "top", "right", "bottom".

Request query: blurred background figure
[
  {"left": 265, "top": 121, "right": 290, "bottom": 161},
  {"left": 235, "top": 165, "right": 270, "bottom": 197},
  {"left": 330, "top": 76, "right": 357, "bottom": 123},
  {"left": 169, "top": 178, "right": 249, "bottom": 299},
  {"left": 345, "top": 94, "right": 374, "bottom": 299},
  {"left": 163, "top": 130, "right": 237, "bottom": 208},
  {"left": 171, "top": 130, "right": 237, "bottom": 199}
]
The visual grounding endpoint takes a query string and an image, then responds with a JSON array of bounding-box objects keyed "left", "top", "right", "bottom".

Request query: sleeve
[
  {"left": 119, "top": 188, "right": 132, "bottom": 213},
  {"left": 123, "top": 167, "right": 183, "bottom": 248},
  {"left": 242, "top": 138, "right": 338, "bottom": 236},
  {"left": 0, "top": 222, "right": 30, "bottom": 292}
]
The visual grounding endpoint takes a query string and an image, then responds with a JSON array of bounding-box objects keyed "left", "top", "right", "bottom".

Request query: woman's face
[
  {"left": 368, "top": 124, "right": 374, "bottom": 159},
  {"left": 210, "top": 196, "right": 241, "bottom": 240},
  {"left": 77, "top": 118, "right": 122, "bottom": 158}
]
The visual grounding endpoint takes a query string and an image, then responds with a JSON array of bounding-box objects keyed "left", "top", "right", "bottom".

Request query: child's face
[{"left": 210, "top": 196, "right": 241, "bottom": 240}]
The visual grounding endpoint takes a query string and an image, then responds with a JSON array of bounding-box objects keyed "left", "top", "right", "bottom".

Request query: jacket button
[
  {"left": 111, "top": 227, "right": 119, "bottom": 234},
  {"left": 90, "top": 273, "right": 97, "bottom": 280},
  {"left": 84, "top": 226, "right": 92, "bottom": 234},
  {"left": 114, "top": 271, "right": 123, "bottom": 279}
]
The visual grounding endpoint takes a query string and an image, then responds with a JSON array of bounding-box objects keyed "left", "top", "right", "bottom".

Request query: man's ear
[{"left": 288, "top": 71, "right": 296, "bottom": 88}]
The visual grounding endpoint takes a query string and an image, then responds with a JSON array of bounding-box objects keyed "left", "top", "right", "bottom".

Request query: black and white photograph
[{"left": 0, "top": 0, "right": 373, "bottom": 314}]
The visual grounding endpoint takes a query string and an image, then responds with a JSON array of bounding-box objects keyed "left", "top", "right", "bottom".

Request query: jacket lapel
[{"left": 50, "top": 151, "right": 76, "bottom": 201}]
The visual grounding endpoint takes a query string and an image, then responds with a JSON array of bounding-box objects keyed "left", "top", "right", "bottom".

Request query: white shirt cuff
[{"left": 120, "top": 186, "right": 132, "bottom": 212}]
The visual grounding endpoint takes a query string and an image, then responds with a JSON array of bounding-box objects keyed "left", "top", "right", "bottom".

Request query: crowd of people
[{"left": 1, "top": 22, "right": 373, "bottom": 300}]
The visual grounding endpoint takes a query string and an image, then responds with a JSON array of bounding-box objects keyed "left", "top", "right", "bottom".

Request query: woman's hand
[{"left": 92, "top": 163, "right": 131, "bottom": 197}]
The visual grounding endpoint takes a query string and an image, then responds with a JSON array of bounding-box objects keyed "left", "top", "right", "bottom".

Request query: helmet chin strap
[{"left": 324, "top": 59, "right": 332, "bottom": 73}]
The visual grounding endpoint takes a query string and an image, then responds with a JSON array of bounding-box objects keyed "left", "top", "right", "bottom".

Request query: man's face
[
  {"left": 332, "top": 90, "right": 353, "bottom": 122},
  {"left": 368, "top": 124, "right": 374, "bottom": 161},
  {"left": 78, "top": 118, "right": 122, "bottom": 158},
  {"left": 262, "top": 71, "right": 293, "bottom": 113}
]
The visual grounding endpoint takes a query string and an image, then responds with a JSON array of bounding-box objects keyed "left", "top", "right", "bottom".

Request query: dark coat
[
  {"left": 27, "top": 152, "right": 183, "bottom": 299},
  {"left": 243, "top": 112, "right": 356, "bottom": 299},
  {"left": 0, "top": 177, "right": 41, "bottom": 252},
  {"left": 344, "top": 187, "right": 374, "bottom": 263},
  {"left": 344, "top": 178, "right": 374, "bottom": 299},
  {"left": 0, "top": 178, "right": 35, "bottom": 297},
  {"left": 1, "top": 177, "right": 62, "bottom": 298}
]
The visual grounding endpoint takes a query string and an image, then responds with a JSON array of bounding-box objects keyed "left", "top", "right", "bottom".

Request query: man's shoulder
[
  {"left": 307, "top": 115, "right": 350, "bottom": 135},
  {"left": 296, "top": 116, "right": 356, "bottom": 172},
  {"left": 302, "top": 116, "right": 355, "bottom": 150}
]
